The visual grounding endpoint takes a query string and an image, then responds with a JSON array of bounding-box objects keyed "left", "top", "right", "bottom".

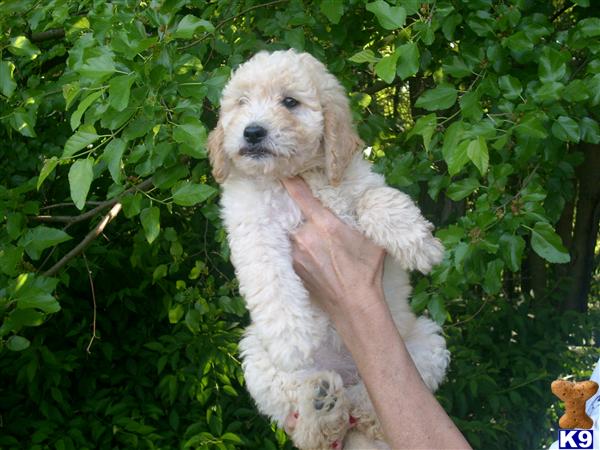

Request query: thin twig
[
  {"left": 40, "top": 201, "right": 104, "bottom": 211},
  {"left": 448, "top": 297, "right": 490, "bottom": 328},
  {"left": 34, "top": 179, "right": 153, "bottom": 224},
  {"left": 82, "top": 253, "right": 98, "bottom": 354},
  {"left": 178, "top": 0, "right": 288, "bottom": 50},
  {"left": 43, "top": 203, "right": 123, "bottom": 277}
]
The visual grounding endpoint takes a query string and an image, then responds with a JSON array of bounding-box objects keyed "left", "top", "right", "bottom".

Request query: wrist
[{"left": 330, "top": 284, "right": 394, "bottom": 345}]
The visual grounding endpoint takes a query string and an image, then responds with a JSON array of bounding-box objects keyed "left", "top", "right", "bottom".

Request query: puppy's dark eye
[{"left": 282, "top": 97, "right": 299, "bottom": 108}]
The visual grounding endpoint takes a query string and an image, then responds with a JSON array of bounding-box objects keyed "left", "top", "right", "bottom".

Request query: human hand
[{"left": 281, "top": 177, "right": 386, "bottom": 321}]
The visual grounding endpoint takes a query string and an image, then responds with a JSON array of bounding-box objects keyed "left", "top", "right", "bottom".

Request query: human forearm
[{"left": 333, "top": 288, "right": 472, "bottom": 450}]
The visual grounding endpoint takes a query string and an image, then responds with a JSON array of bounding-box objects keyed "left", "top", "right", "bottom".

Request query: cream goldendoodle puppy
[{"left": 208, "top": 49, "right": 449, "bottom": 450}]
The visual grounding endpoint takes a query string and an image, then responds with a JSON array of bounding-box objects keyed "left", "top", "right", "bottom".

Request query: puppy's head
[{"left": 208, "top": 50, "right": 362, "bottom": 184}]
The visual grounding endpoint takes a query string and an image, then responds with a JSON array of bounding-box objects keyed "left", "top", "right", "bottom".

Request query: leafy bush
[{"left": 0, "top": 1, "right": 598, "bottom": 449}]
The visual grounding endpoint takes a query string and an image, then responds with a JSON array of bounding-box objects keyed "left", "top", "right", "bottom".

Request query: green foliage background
[{"left": 1, "top": 0, "right": 599, "bottom": 449}]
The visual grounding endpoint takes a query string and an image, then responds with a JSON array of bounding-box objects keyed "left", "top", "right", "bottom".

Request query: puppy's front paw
[
  {"left": 413, "top": 236, "right": 444, "bottom": 274},
  {"left": 290, "top": 371, "right": 350, "bottom": 449}
]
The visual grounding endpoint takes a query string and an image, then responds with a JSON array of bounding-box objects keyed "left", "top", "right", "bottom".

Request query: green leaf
[
  {"left": 70, "top": 89, "right": 104, "bottom": 130},
  {"left": 427, "top": 295, "right": 447, "bottom": 324},
  {"left": 153, "top": 165, "right": 189, "bottom": 189},
  {"left": 551, "top": 116, "right": 580, "bottom": 143},
  {"left": 442, "top": 122, "right": 469, "bottom": 176},
  {"left": 503, "top": 31, "right": 533, "bottom": 52},
  {"left": 577, "top": 18, "right": 600, "bottom": 38},
  {"left": 396, "top": 43, "right": 420, "bottom": 80},
  {"left": 221, "top": 433, "right": 243, "bottom": 444},
  {"left": 459, "top": 91, "right": 483, "bottom": 121},
  {"left": 530, "top": 222, "right": 570, "bottom": 264},
  {"left": 6, "top": 335, "right": 30, "bottom": 351},
  {"left": 122, "top": 193, "right": 142, "bottom": 218},
  {"left": 68, "top": 159, "right": 94, "bottom": 210},
  {"left": 103, "top": 138, "right": 126, "bottom": 184},
  {"left": 515, "top": 113, "right": 548, "bottom": 140},
  {"left": 375, "top": 52, "right": 399, "bottom": 84},
  {"left": 498, "top": 75, "right": 522, "bottom": 100},
  {"left": 320, "top": 0, "right": 344, "bottom": 24},
  {"left": 533, "top": 81, "right": 564, "bottom": 103},
  {"left": 499, "top": 234, "right": 525, "bottom": 272},
  {"left": 63, "top": 82, "right": 81, "bottom": 110},
  {"left": 580, "top": 117, "right": 600, "bottom": 144},
  {"left": 79, "top": 54, "right": 116, "bottom": 80},
  {"left": 415, "top": 83, "right": 457, "bottom": 111},
  {"left": 174, "top": 15, "right": 215, "bottom": 39},
  {"left": 348, "top": 49, "right": 379, "bottom": 64},
  {"left": 20, "top": 226, "right": 72, "bottom": 260},
  {"left": 446, "top": 178, "right": 479, "bottom": 201},
  {"left": 173, "top": 118, "right": 208, "bottom": 158},
  {"left": 284, "top": 28, "right": 305, "bottom": 51},
  {"left": 0, "top": 245, "right": 23, "bottom": 276},
  {"left": 10, "top": 109, "right": 37, "bottom": 137},
  {"left": 8, "top": 36, "right": 40, "bottom": 60},
  {"left": 172, "top": 181, "right": 217, "bottom": 207},
  {"left": 63, "top": 127, "right": 100, "bottom": 158},
  {"left": 153, "top": 264, "right": 168, "bottom": 283},
  {"left": 538, "top": 48, "right": 567, "bottom": 83},
  {"left": 407, "top": 113, "right": 436, "bottom": 151},
  {"left": 562, "top": 79, "right": 589, "bottom": 102},
  {"left": 587, "top": 74, "right": 600, "bottom": 106},
  {"left": 443, "top": 56, "right": 471, "bottom": 78},
  {"left": 0, "top": 60, "right": 17, "bottom": 98},
  {"left": 37, "top": 157, "right": 59, "bottom": 190},
  {"left": 366, "top": 1, "right": 406, "bottom": 30},
  {"left": 483, "top": 259, "right": 503, "bottom": 295},
  {"left": 466, "top": 137, "right": 489, "bottom": 175},
  {"left": 109, "top": 74, "right": 136, "bottom": 112},
  {"left": 17, "top": 291, "right": 60, "bottom": 313},
  {"left": 140, "top": 207, "right": 160, "bottom": 244}
]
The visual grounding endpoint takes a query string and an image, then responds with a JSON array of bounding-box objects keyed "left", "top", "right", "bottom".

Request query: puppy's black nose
[{"left": 244, "top": 124, "right": 267, "bottom": 144}]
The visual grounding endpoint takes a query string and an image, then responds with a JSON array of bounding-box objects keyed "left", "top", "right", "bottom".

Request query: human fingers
[{"left": 281, "top": 177, "right": 338, "bottom": 226}]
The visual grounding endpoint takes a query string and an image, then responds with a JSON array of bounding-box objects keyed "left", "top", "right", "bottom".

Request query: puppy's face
[{"left": 208, "top": 50, "right": 362, "bottom": 184}]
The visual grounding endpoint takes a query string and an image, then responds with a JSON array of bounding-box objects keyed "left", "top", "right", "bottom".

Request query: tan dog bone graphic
[{"left": 551, "top": 379, "right": 599, "bottom": 429}]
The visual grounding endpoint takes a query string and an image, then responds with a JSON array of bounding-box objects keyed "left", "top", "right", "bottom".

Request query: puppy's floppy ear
[
  {"left": 322, "top": 93, "right": 363, "bottom": 185},
  {"left": 207, "top": 122, "right": 230, "bottom": 184},
  {"left": 300, "top": 52, "right": 363, "bottom": 185}
]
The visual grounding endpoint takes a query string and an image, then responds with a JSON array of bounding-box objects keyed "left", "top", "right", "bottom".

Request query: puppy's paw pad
[{"left": 310, "top": 376, "right": 342, "bottom": 414}]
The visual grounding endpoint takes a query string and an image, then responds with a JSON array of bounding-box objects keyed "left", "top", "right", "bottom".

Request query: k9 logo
[{"left": 559, "top": 430, "right": 594, "bottom": 449}]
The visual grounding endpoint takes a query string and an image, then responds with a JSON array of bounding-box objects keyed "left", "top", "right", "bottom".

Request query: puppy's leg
[
  {"left": 356, "top": 187, "right": 444, "bottom": 274},
  {"left": 243, "top": 330, "right": 352, "bottom": 449},
  {"left": 403, "top": 316, "right": 450, "bottom": 392},
  {"left": 240, "top": 327, "right": 301, "bottom": 426},
  {"left": 226, "top": 214, "right": 327, "bottom": 372}
]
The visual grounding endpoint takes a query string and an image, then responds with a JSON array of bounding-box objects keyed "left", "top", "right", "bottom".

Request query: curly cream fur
[{"left": 208, "top": 49, "right": 449, "bottom": 450}]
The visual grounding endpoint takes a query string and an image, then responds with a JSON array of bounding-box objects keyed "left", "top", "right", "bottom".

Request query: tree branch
[
  {"left": 30, "top": 28, "right": 65, "bottom": 42},
  {"left": 34, "top": 179, "right": 153, "bottom": 224},
  {"left": 550, "top": 3, "right": 574, "bottom": 22},
  {"left": 363, "top": 80, "right": 392, "bottom": 95},
  {"left": 43, "top": 203, "right": 123, "bottom": 277}
]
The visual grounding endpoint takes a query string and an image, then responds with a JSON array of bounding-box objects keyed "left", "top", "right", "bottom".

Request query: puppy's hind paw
[{"left": 290, "top": 372, "right": 351, "bottom": 449}]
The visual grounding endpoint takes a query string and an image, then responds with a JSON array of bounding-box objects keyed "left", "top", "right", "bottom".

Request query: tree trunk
[{"left": 564, "top": 143, "right": 600, "bottom": 312}]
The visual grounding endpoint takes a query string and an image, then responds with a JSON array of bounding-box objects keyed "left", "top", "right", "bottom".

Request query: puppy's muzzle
[
  {"left": 244, "top": 124, "right": 267, "bottom": 144},
  {"left": 240, "top": 124, "right": 272, "bottom": 158}
]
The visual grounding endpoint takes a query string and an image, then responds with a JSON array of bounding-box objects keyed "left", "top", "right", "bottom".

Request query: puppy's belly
[{"left": 312, "top": 337, "right": 360, "bottom": 386}]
